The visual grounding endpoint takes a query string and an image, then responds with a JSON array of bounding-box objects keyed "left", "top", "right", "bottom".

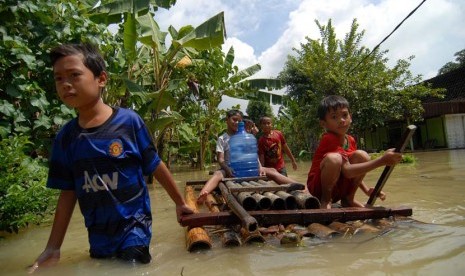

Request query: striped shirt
[{"left": 47, "top": 107, "right": 160, "bottom": 257}]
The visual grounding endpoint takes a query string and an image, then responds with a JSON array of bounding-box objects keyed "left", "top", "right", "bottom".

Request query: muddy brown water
[{"left": 1, "top": 150, "right": 464, "bottom": 275}]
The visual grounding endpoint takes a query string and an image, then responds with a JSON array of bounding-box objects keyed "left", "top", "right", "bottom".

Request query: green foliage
[
  {"left": 279, "top": 19, "right": 444, "bottom": 151},
  {"left": 370, "top": 151, "right": 417, "bottom": 164},
  {"left": 174, "top": 46, "right": 263, "bottom": 168},
  {"left": 90, "top": 6, "right": 227, "bottom": 159},
  {"left": 246, "top": 100, "right": 274, "bottom": 124},
  {"left": 0, "top": 135, "right": 58, "bottom": 233},
  {"left": 0, "top": 0, "right": 118, "bottom": 154},
  {"left": 437, "top": 49, "right": 465, "bottom": 75}
]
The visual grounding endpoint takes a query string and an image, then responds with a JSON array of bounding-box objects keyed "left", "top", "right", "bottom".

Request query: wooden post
[{"left": 185, "top": 186, "right": 212, "bottom": 252}]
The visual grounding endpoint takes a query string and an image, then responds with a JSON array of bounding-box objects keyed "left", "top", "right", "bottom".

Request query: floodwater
[{"left": 1, "top": 150, "right": 464, "bottom": 275}]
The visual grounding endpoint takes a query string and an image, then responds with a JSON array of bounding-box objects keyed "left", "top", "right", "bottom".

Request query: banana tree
[
  {"left": 88, "top": 1, "right": 226, "bottom": 158},
  {"left": 177, "top": 46, "right": 283, "bottom": 169}
]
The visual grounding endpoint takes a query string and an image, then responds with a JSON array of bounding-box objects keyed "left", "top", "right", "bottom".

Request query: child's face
[
  {"left": 260, "top": 118, "right": 273, "bottom": 134},
  {"left": 320, "top": 107, "right": 352, "bottom": 136},
  {"left": 53, "top": 54, "right": 107, "bottom": 110},
  {"left": 226, "top": 114, "right": 242, "bottom": 133}
]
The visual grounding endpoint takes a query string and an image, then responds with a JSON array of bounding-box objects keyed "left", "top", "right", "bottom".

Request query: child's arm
[
  {"left": 29, "top": 190, "right": 77, "bottom": 273},
  {"left": 283, "top": 144, "right": 297, "bottom": 170},
  {"left": 217, "top": 151, "right": 233, "bottom": 177},
  {"left": 153, "top": 162, "right": 194, "bottom": 221},
  {"left": 259, "top": 152, "right": 265, "bottom": 169},
  {"left": 342, "top": 149, "right": 402, "bottom": 179}
]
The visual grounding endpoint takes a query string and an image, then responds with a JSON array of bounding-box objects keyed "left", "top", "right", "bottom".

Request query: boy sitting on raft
[
  {"left": 307, "top": 95, "right": 401, "bottom": 209},
  {"left": 197, "top": 109, "right": 303, "bottom": 204}
]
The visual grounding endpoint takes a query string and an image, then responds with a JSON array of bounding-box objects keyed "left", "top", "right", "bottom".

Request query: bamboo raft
[{"left": 181, "top": 177, "right": 413, "bottom": 251}]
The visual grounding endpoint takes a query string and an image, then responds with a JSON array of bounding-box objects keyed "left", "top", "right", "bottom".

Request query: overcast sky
[{"left": 156, "top": 0, "right": 465, "bottom": 112}]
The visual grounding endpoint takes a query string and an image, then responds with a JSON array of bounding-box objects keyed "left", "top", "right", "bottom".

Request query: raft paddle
[{"left": 366, "top": 125, "right": 417, "bottom": 206}]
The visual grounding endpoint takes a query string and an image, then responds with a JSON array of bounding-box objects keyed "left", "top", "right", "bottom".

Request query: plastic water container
[{"left": 229, "top": 121, "right": 259, "bottom": 177}]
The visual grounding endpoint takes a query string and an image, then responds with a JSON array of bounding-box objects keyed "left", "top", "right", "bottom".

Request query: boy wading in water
[
  {"left": 307, "top": 95, "right": 402, "bottom": 209},
  {"left": 29, "top": 43, "right": 193, "bottom": 272}
]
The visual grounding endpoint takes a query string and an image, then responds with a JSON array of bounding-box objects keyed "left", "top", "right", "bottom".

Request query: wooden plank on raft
[{"left": 179, "top": 206, "right": 413, "bottom": 228}]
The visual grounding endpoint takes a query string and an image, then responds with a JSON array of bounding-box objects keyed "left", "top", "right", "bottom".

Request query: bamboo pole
[
  {"left": 240, "top": 227, "right": 265, "bottom": 244},
  {"left": 185, "top": 186, "right": 212, "bottom": 252},
  {"left": 205, "top": 194, "right": 241, "bottom": 247},
  {"left": 240, "top": 182, "right": 271, "bottom": 210},
  {"left": 290, "top": 190, "right": 320, "bottom": 209},
  {"left": 225, "top": 181, "right": 257, "bottom": 211},
  {"left": 219, "top": 181, "right": 258, "bottom": 232},
  {"left": 263, "top": 192, "right": 286, "bottom": 210},
  {"left": 275, "top": 191, "right": 297, "bottom": 210}
]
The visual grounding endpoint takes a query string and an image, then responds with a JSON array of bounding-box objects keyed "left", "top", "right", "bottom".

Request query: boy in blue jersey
[{"left": 29, "top": 43, "right": 193, "bottom": 271}]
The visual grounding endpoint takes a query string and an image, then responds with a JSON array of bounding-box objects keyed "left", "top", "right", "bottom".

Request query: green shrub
[{"left": 0, "top": 135, "right": 58, "bottom": 233}]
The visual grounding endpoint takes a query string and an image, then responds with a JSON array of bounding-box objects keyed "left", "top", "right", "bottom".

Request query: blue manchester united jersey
[{"left": 47, "top": 107, "right": 161, "bottom": 257}]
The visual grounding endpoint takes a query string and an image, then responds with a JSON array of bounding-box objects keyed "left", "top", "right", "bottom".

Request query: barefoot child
[
  {"left": 29, "top": 43, "right": 193, "bottom": 271},
  {"left": 307, "top": 95, "right": 401, "bottom": 209}
]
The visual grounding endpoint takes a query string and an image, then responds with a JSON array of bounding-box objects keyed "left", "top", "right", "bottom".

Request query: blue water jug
[{"left": 229, "top": 121, "right": 259, "bottom": 177}]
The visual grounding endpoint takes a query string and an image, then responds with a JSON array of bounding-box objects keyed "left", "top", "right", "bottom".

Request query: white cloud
[
  {"left": 155, "top": 0, "right": 465, "bottom": 112},
  {"left": 253, "top": 0, "right": 465, "bottom": 79},
  {"left": 222, "top": 38, "right": 258, "bottom": 70}
]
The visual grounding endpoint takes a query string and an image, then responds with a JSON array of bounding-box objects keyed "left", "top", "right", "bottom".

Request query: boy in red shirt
[
  {"left": 258, "top": 116, "right": 297, "bottom": 176},
  {"left": 307, "top": 95, "right": 401, "bottom": 209}
]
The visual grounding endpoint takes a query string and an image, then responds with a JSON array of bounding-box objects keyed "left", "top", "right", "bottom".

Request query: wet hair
[
  {"left": 259, "top": 116, "right": 272, "bottom": 124},
  {"left": 226, "top": 109, "right": 243, "bottom": 119},
  {"left": 50, "top": 43, "right": 106, "bottom": 77},
  {"left": 317, "top": 95, "right": 350, "bottom": 120},
  {"left": 243, "top": 118, "right": 254, "bottom": 125}
]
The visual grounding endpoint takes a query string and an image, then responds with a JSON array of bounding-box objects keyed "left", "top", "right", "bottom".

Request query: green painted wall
[
  {"left": 426, "top": 117, "right": 446, "bottom": 147},
  {"left": 362, "top": 127, "right": 388, "bottom": 151}
]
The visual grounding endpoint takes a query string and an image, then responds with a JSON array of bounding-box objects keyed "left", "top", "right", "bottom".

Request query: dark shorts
[
  {"left": 278, "top": 167, "right": 288, "bottom": 176},
  {"left": 90, "top": 246, "right": 151, "bottom": 264}
]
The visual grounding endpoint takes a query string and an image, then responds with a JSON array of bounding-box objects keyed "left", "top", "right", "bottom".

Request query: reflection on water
[{"left": 1, "top": 150, "right": 464, "bottom": 275}]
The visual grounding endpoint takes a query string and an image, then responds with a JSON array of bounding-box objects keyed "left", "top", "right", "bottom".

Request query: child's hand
[
  {"left": 259, "top": 166, "right": 266, "bottom": 176},
  {"left": 381, "top": 148, "right": 403, "bottom": 166},
  {"left": 196, "top": 190, "right": 209, "bottom": 205},
  {"left": 291, "top": 160, "right": 297, "bottom": 170},
  {"left": 28, "top": 248, "right": 60, "bottom": 274},
  {"left": 176, "top": 203, "right": 194, "bottom": 223},
  {"left": 367, "top": 188, "right": 387, "bottom": 201},
  {"left": 225, "top": 167, "right": 234, "bottom": 178}
]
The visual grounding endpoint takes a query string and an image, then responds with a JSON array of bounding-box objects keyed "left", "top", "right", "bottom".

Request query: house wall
[
  {"left": 363, "top": 127, "right": 388, "bottom": 151},
  {"left": 444, "top": 114, "right": 465, "bottom": 148},
  {"left": 424, "top": 117, "right": 447, "bottom": 148}
]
